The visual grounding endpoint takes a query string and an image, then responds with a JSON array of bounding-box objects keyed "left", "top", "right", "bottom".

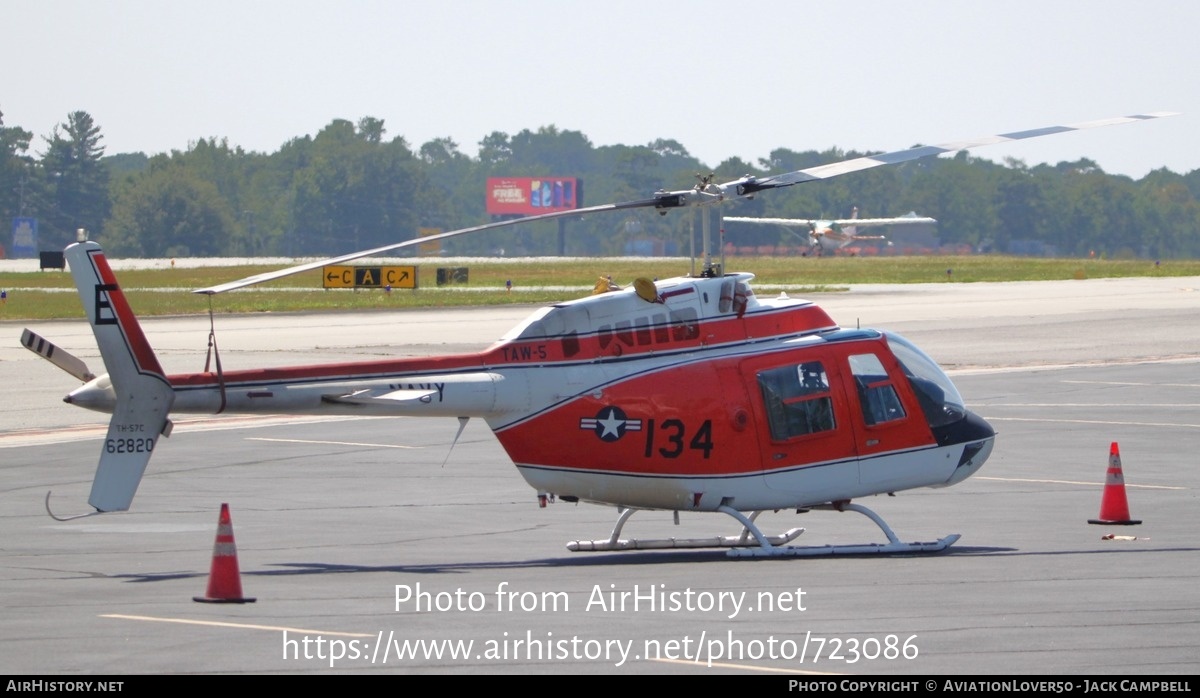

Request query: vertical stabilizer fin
[{"left": 64, "top": 242, "right": 175, "bottom": 512}]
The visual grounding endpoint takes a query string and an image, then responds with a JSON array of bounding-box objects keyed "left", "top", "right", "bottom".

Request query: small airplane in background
[
  {"left": 22, "top": 112, "right": 1177, "bottom": 559},
  {"left": 726, "top": 208, "right": 937, "bottom": 255}
]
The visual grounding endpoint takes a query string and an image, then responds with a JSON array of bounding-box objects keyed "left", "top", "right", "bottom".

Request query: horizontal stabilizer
[
  {"left": 322, "top": 387, "right": 439, "bottom": 406},
  {"left": 317, "top": 372, "right": 504, "bottom": 417},
  {"left": 21, "top": 329, "right": 96, "bottom": 382}
]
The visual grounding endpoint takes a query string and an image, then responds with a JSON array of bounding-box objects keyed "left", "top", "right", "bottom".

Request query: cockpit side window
[
  {"left": 848, "top": 353, "right": 906, "bottom": 426},
  {"left": 757, "top": 361, "right": 835, "bottom": 440}
]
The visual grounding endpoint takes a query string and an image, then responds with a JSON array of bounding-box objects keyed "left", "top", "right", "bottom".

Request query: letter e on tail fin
[{"left": 65, "top": 242, "right": 175, "bottom": 512}]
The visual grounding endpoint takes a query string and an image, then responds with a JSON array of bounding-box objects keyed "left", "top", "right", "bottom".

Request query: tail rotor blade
[{"left": 21, "top": 329, "right": 96, "bottom": 382}]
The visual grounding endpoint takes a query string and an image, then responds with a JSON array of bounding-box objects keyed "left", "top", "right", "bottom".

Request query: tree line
[{"left": 3, "top": 108, "right": 1200, "bottom": 259}]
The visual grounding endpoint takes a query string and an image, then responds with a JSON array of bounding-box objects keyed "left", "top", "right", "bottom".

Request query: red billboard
[{"left": 486, "top": 177, "right": 580, "bottom": 216}]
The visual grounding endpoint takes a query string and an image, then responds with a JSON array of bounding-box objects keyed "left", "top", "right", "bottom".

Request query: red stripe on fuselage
[{"left": 166, "top": 351, "right": 487, "bottom": 387}]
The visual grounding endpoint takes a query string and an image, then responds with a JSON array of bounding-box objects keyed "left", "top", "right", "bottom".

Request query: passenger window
[
  {"left": 849, "top": 353, "right": 906, "bottom": 426},
  {"left": 757, "top": 361, "right": 835, "bottom": 440}
]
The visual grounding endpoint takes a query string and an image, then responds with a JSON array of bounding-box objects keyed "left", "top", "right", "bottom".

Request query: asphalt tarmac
[{"left": 1, "top": 275, "right": 1198, "bottom": 675}]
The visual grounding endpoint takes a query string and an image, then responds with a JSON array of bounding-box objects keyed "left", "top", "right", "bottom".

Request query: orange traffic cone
[
  {"left": 1088, "top": 442, "right": 1142, "bottom": 525},
  {"left": 194, "top": 503, "right": 256, "bottom": 603}
]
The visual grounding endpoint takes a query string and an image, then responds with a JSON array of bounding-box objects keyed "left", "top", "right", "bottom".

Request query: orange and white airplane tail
[
  {"left": 843, "top": 206, "right": 860, "bottom": 239},
  {"left": 63, "top": 241, "right": 175, "bottom": 512}
]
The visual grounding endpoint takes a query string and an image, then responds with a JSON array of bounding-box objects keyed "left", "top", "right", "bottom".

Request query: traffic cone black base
[{"left": 1087, "top": 442, "right": 1141, "bottom": 526}]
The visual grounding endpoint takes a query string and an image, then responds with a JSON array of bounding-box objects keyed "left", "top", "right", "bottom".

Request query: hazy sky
[{"left": 3, "top": 1, "right": 1195, "bottom": 181}]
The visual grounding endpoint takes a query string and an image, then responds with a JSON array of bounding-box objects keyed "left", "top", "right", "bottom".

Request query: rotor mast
[{"left": 656, "top": 173, "right": 750, "bottom": 277}]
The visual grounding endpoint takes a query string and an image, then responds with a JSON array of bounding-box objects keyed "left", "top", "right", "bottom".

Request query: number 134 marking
[{"left": 643, "top": 419, "right": 713, "bottom": 459}]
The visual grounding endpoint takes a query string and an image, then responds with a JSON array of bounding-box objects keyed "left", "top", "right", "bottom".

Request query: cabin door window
[{"left": 756, "top": 361, "right": 835, "bottom": 441}]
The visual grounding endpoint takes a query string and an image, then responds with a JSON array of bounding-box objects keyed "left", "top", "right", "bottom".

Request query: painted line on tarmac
[
  {"left": 247, "top": 437, "right": 422, "bottom": 449},
  {"left": 985, "top": 416, "right": 1200, "bottom": 429},
  {"left": 975, "top": 476, "right": 1185, "bottom": 490},
  {"left": 0, "top": 414, "right": 396, "bottom": 448},
  {"left": 102, "top": 613, "right": 372, "bottom": 637},
  {"left": 650, "top": 656, "right": 842, "bottom": 674},
  {"left": 1061, "top": 379, "right": 1200, "bottom": 388},
  {"left": 979, "top": 402, "right": 1200, "bottom": 407}
]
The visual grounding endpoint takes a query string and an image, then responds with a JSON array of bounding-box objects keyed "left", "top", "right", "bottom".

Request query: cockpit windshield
[{"left": 884, "top": 331, "right": 967, "bottom": 428}]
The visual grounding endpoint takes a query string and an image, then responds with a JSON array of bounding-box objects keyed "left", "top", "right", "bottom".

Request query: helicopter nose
[
  {"left": 957, "top": 409, "right": 995, "bottom": 442},
  {"left": 943, "top": 409, "right": 995, "bottom": 485}
]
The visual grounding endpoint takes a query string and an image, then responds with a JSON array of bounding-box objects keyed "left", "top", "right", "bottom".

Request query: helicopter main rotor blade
[
  {"left": 726, "top": 112, "right": 1180, "bottom": 198},
  {"left": 195, "top": 111, "right": 1178, "bottom": 294},
  {"left": 194, "top": 197, "right": 662, "bottom": 295}
]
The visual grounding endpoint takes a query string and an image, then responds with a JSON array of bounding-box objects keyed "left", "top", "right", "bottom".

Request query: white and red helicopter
[{"left": 24, "top": 112, "right": 1175, "bottom": 558}]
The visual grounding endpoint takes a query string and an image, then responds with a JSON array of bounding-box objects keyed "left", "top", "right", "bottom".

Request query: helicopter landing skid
[
  {"left": 566, "top": 502, "right": 959, "bottom": 557},
  {"left": 566, "top": 507, "right": 805, "bottom": 552},
  {"left": 726, "top": 502, "right": 960, "bottom": 558}
]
